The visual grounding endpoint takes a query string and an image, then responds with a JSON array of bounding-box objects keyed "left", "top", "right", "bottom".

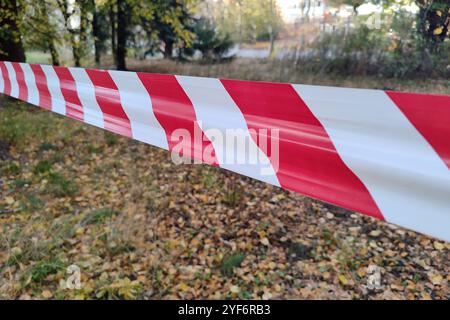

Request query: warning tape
[{"left": 1, "top": 61, "right": 449, "bottom": 241}]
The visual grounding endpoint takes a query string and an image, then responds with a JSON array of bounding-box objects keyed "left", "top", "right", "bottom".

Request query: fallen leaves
[
  {"left": 0, "top": 98, "right": 449, "bottom": 300},
  {"left": 41, "top": 290, "right": 53, "bottom": 299},
  {"left": 4, "top": 196, "right": 15, "bottom": 205},
  {"left": 434, "top": 241, "right": 445, "bottom": 251},
  {"left": 428, "top": 273, "right": 444, "bottom": 286},
  {"left": 338, "top": 274, "right": 349, "bottom": 286}
]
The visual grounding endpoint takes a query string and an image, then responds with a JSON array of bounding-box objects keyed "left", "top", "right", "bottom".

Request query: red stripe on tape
[
  {"left": 12, "top": 62, "right": 27, "bottom": 101},
  {"left": 138, "top": 73, "right": 218, "bottom": 165},
  {"left": 0, "top": 61, "right": 11, "bottom": 96},
  {"left": 29, "top": 64, "right": 52, "bottom": 110},
  {"left": 85, "top": 69, "right": 132, "bottom": 137},
  {"left": 221, "top": 79, "right": 384, "bottom": 220},
  {"left": 387, "top": 91, "right": 450, "bottom": 169},
  {"left": 54, "top": 66, "right": 84, "bottom": 121}
]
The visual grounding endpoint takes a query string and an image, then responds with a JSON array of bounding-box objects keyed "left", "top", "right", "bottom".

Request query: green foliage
[
  {"left": 210, "top": 0, "right": 284, "bottom": 44},
  {"left": 127, "top": 0, "right": 197, "bottom": 59},
  {"left": 193, "top": 18, "right": 234, "bottom": 61},
  {"left": 83, "top": 208, "right": 119, "bottom": 225},
  {"left": 415, "top": 0, "right": 450, "bottom": 51},
  {"left": 46, "top": 172, "right": 77, "bottom": 197},
  {"left": 220, "top": 252, "right": 245, "bottom": 276},
  {"left": 294, "top": 8, "right": 450, "bottom": 78},
  {"left": 25, "top": 258, "right": 65, "bottom": 283},
  {"left": 0, "top": 0, "right": 25, "bottom": 61},
  {"left": 33, "top": 160, "right": 53, "bottom": 175},
  {"left": 2, "top": 162, "right": 21, "bottom": 176},
  {"left": 0, "top": 102, "right": 50, "bottom": 146},
  {"left": 22, "top": 0, "right": 61, "bottom": 65}
]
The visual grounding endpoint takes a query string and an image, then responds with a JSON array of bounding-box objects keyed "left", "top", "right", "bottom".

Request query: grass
[
  {"left": 46, "top": 172, "right": 77, "bottom": 197},
  {"left": 220, "top": 252, "right": 245, "bottom": 277},
  {"left": 25, "top": 258, "right": 65, "bottom": 284},
  {"left": 120, "top": 57, "right": 450, "bottom": 95},
  {"left": 0, "top": 100, "right": 52, "bottom": 147},
  {"left": 82, "top": 208, "right": 119, "bottom": 225},
  {"left": 33, "top": 160, "right": 53, "bottom": 175},
  {"left": 25, "top": 51, "right": 52, "bottom": 64}
]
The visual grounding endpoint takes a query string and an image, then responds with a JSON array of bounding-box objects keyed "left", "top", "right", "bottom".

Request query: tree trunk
[
  {"left": 92, "top": 1, "right": 101, "bottom": 65},
  {"left": 268, "top": 26, "right": 275, "bottom": 59},
  {"left": 0, "top": 0, "right": 26, "bottom": 62},
  {"left": 71, "top": 31, "right": 81, "bottom": 67},
  {"left": 56, "top": 0, "right": 81, "bottom": 66},
  {"left": 116, "top": 0, "right": 127, "bottom": 70},
  {"left": 110, "top": 1, "right": 117, "bottom": 65},
  {"left": 164, "top": 40, "right": 174, "bottom": 59},
  {"left": 41, "top": 0, "right": 60, "bottom": 66},
  {"left": 79, "top": 0, "right": 89, "bottom": 59},
  {"left": 48, "top": 41, "right": 60, "bottom": 66}
]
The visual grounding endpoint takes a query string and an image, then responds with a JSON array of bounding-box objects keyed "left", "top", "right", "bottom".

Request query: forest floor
[{"left": 0, "top": 58, "right": 449, "bottom": 299}]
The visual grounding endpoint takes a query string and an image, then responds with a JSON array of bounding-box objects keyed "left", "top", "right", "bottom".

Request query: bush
[
  {"left": 292, "top": 11, "right": 450, "bottom": 79},
  {"left": 193, "top": 18, "right": 234, "bottom": 62}
]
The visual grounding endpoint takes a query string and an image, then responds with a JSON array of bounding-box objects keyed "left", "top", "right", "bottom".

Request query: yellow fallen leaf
[
  {"left": 190, "top": 237, "right": 201, "bottom": 247},
  {"left": 429, "top": 273, "right": 443, "bottom": 285},
  {"left": 436, "top": 10, "right": 442, "bottom": 17},
  {"left": 179, "top": 282, "right": 190, "bottom": 292},
  {"left": 433, "top": 27, "right": 443, "bottom": 35},
  {"left": 338, "top": 274, "right": 348, "bottom": 285},
  {"left": 422, "top": 293, "right": 432, "bottom": 300},
  {"left": 5, "top": 196, "right": 14, "bottom": 205},
  {"left": 260, "top": 238, "right": 270, "bottom": 246},
  {"left": 433, "top": 241, "right": 444, "bottom": 251}
]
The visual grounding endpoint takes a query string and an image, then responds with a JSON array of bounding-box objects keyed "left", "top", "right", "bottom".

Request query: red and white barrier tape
[{"left": 1, "top": 61, "right": 449, "bottom": 241}]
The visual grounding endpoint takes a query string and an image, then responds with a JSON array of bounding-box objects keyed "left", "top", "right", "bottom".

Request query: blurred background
[{"left": 1, "top": 0, "right": 449, "bottom": 83}]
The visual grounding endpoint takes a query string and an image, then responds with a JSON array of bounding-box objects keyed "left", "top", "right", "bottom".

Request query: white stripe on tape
[
  {"left": 293, "top": 84, "right": 450, "bottom": 240},
  {"left": 5, "top": 62, "right": 19, "bottom": 99},
  {"left": 108, "top": 70, "right": 169, "bottom": 150},
  {"left": 20, "top": 63, "right": 39, "bottom": 106},
  {"left": 40, "top": 65, "right": 66, "bottom": 115},
  {"left": 69, "top": 67, "right": 105, "bottom": 129},
  {"left": 177, "top": 75, "right": 280, "bottom": 186}
]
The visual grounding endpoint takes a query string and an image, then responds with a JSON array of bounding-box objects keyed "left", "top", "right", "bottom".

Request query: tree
[
  {"left": 415, "top": 0, "right": 450, "bottom": 51},
  {"left": 116, "top": 0, "right": 128, "bottom": 70},
  {"left": 130, "top": 0, "right": 196, "bottom": 60},
  {"left": 0, "top": 0, "right": 26, "bottom": 62},
  {"left": 56, "top": 0, "right": 83, "bottom": 66},
  {"left": 155, "top": 0, "right": 195, "bottom": 59},
  {"left": 23, "top": 0, "right": 60, "bottom": 65},
  {"left": 192, "top": 17, "right": 233, "bottom": 61},
  {"left": 209, "top": 0, "right": 284, "bottom": 47},
  {"left": 90, "top": 0, "right": 101, "bottom": 64}
]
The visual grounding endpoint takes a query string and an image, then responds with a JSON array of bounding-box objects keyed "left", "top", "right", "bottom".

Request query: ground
[{"left": 0, "top": 59, "right": 449, "bottom": 299}]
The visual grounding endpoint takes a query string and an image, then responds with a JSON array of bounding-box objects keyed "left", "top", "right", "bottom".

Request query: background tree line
[
  {"left": 0, "top": 0, "right": 449, "bottom": 77},
  {"left": 0, "top": 0, "right": 283, "bottom": 69}
]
